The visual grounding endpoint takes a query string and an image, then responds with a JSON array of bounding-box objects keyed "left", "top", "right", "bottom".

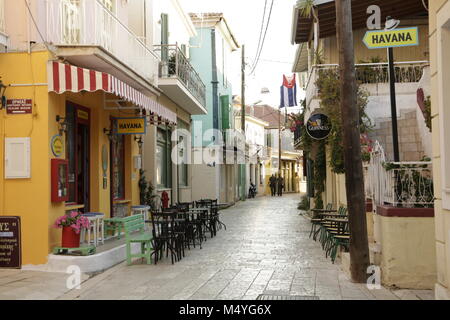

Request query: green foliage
[
  {"left": 313, "top": 141, "right": 326, "bottom": 209},
  {"left": 296, "top": 0, "right": 316, "bottom": 19},
  {"left": 298, "top": 195, "right": 310, "bottom": 211},
  {"left": 138, "top": 169, "right": 157, "bottom": 207},
  {"left": 315, "top": 68, "right": 372, "bottom": 173},
  {"left": 423, "top": 95, "right": 432, "bottom": 132}
]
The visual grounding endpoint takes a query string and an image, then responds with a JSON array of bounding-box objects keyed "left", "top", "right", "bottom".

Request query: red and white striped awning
[{"left": 47, "top": 61, "right": 177, "bottom": 125}]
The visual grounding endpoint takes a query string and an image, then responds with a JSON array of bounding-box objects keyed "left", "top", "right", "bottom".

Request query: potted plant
[{"left": 53, "top": 211, "right": 90, "bottom": 248}]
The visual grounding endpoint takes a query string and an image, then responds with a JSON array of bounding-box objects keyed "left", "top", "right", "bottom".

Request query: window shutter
[
  {"left": 161, "top": 13, "right": 169, "bottom": 61},
  {"left": 221, "top": 95, "right": 230, "bottom": 130},
  {"left": 5, "top": 137, "right": 31, "bottom": 179}
]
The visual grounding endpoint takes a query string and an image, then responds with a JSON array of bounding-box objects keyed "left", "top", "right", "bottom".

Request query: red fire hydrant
[{"left": 161, "top": 191, "right": 170, "bottom": 209}]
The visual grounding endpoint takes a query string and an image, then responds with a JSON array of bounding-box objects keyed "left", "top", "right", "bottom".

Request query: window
[{"left": 156, "top": 127, "right": 172, "bottom": 188}]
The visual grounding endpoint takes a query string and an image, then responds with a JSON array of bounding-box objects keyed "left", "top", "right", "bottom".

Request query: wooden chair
[{"left": 123, "top": 214, "right": 153, "bottom": 265}]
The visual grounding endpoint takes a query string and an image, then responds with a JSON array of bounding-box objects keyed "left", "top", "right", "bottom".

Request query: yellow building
[
  {"left": 429, "top": 0, "right": 450, "bottom": 300},
  {"left": 0, "top": 0, "right": 185, "bottom": 266}
]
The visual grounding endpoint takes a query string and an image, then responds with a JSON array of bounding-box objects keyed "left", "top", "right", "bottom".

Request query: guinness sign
[{"left": 306, "top": 113, "right": 332, "bottom": 140}]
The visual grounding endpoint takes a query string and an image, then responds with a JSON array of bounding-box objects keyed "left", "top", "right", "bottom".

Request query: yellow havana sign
[
  {"left": 115, "top": 117, "right": 146, "bottom": 135},
  {"left": 363, "top": 27, "right": 419, "bottom": 49}
]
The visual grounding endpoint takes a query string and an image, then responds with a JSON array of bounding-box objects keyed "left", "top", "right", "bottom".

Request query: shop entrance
[{"left": 66, "top": 102, "right": 90, "bottom": 212}]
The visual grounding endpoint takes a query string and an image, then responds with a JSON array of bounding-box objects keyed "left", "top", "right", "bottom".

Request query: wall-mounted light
[
  {"left": 0, "top": 79, "right": 7, "bottom": 110},
  {"left": 134, "top": 135, "right": 143, "bottom": 152},
  {"left": 56, "top": 115, "right": 68, "bottom": 135}
]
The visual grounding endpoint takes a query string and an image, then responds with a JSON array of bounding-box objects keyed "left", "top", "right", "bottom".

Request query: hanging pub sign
[
  {"left": 6, "top": 99, "right": 32, "bottom": 114},
  {"left": 0, "top": 216, "right": 21, "bottom": 268},
  {"left": 114, "top": 117, "right": 146, "bottom": 135},
  {"left": 306, "top": 113, "right": 332, "bottom": 140}
]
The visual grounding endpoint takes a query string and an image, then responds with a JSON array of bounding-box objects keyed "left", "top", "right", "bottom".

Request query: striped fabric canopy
[{"left": 47, "top": 61, "right": 177, "bottom": 125}]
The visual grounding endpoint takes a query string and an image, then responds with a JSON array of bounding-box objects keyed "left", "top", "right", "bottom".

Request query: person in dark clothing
[
  {"left": 277, "top": 176, "right": 285, "bottom": 196},
  {"left": 269, "top": 174, "right": 277, "bottom": 196}
]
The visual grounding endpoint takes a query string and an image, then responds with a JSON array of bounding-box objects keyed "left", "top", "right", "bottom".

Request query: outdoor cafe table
[{"left": 318, "top": 213, "right": 348, "bottom": 218}]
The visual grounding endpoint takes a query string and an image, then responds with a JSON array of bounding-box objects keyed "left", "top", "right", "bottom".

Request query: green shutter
[{"left": 220, "top": 95, "right": 230, "bottom": 130}]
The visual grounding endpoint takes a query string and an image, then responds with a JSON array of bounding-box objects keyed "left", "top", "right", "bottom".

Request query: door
[{"left": 66, "top": 102, "right": 90, "bottom": 212}]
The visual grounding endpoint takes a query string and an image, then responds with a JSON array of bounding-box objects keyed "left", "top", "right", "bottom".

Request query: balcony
[
  {"left": 303, "top": 61, "right": 429, "bottom": 109},
  {"left": 46, "top": 0, "right": 159, "bottom": 93},
  {"left": 154, "top": 44, "right": 207, "bottom": 115}
]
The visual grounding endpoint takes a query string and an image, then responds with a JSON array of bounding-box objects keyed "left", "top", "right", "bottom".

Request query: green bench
[{"left": 122, "top": 214, "right": 153, "bottom": 265}]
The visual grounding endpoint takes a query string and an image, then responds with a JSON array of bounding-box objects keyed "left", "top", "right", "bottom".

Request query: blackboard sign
[
  {"left": 306, "top": 113, "right": 332, "bottom": 140},
  {"left": 0, "top": 217, "right": 21, "bottom": 268}
]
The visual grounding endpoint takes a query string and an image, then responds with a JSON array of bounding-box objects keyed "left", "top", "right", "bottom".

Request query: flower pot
[{"left": 61, "top": 226, "right": 80, "bottom": 248}]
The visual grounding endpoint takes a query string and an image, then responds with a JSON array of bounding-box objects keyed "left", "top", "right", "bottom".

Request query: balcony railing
[
  {"left": 154, "top": 44, "right": 206, "bottom": 107},
  {"left": 304, "top": 61, "right": 429, "bottom": 106},
  {"left": 46, "top": 0, "right": 159, "bottom": 85},
  {"left": 365, "top": 141, "right": 434, "bottom": 208}
]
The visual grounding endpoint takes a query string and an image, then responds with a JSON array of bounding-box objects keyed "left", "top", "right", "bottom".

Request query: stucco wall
[
  {"left": 430, "top": 0, "right": 450, "bottom": 300},
  {"left": 378, "top": 215, "right": 436, "bottom": 289}
]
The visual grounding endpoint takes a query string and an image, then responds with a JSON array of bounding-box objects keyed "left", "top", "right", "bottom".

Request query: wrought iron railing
[
  {"left": 304, "top": 61, "right": 429, "bottom": 107},
  {"left": 365, "top": 141, "right": 434, "bottom": 208},
  {"left": 154, "top": 44, "right": 206, "bottom": 107},
  {"left": 46, "top": 0, "right": 159, "bottom": 85}
]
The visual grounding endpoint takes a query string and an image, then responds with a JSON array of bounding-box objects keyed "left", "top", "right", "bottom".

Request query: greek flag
[{"left": 280, "top": 74, "right": 297, "bottom": 108}]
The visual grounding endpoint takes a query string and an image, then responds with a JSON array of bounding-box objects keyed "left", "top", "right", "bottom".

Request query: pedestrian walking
[
  {"left": 277, "top": 175, "right": 284, "bottom": 196},
  {"left": 269, "top": 174, "right": 277, "bottom": 196}
]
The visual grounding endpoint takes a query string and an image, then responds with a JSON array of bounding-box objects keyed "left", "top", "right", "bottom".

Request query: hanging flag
[{"left": 280, "top": 74, "right": 298, "bottom": 108}]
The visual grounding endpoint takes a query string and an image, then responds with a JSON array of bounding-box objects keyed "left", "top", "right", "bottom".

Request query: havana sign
[
  {"left": 115, "top": 117, "right": 147, "bottom": 135},
  {"left": 363, "top": 27, "right": 419, "bottom": 49}
]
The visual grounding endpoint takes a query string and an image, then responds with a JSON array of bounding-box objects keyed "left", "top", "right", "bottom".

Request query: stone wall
[{"left": 369, "top": 109, "right": 426, "bottom": 161}]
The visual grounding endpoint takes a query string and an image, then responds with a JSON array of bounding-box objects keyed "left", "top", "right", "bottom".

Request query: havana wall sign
[{"left": 306, "top": 113, "right": 332, "bottom": 140}]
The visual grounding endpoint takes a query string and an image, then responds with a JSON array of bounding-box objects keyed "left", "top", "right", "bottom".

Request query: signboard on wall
[
  {"left": 114, "top": 117, "right": 146, "bottom": 135},
  {"left": 0, "top": 216, "right": 21, "bottom": 269},
  {"left": 6, "top": 99, "right": 32, "bottom": 114},
  {"left": 51, "top": 135, "right": 64, "bottom": 157}
]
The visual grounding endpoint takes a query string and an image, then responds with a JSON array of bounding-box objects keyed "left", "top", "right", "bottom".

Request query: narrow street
[{"left": 45, "top": 194, "right": 431, "bottom": 300}]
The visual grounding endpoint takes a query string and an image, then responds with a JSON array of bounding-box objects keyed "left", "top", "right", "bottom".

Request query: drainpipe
[{"left": 211, "top": 28, "right": 220, "bottom": 200}]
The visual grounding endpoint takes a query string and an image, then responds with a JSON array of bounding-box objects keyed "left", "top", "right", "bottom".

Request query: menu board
[{"left": 0, "top": 217, "right": 21, "bottom": 268}]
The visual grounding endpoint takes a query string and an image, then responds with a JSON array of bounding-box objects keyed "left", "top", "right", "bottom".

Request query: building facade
[
  {"left": 429, "top": 0, "right": 450, "bottom": 300},
  {"left": 142, "top": 0, "right": 207, "bottom": 206},
  {"left": 291, "top": 0, "right": 436, "bottom": 290},
  {"left": 0, "top": 0, "right": 180, "bottom": 266},
  {"left": 188, "top": 13, "right": 240, "bottom": 203}
]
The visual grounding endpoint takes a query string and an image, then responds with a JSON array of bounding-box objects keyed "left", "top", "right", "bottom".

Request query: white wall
[{"left": 152, "top": 0, "right": 192, "bottom": 50}]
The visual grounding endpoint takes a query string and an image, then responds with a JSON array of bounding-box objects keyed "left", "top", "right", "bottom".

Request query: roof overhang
[
  {"left": 292, "top": 0, "right": 429, "bottom": 44},
  {"left": 292, "top": 43, "right": 309, "bottom": 73}
]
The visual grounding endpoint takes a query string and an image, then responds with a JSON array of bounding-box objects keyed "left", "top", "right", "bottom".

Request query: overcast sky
[{"left": 180, "top": 0, "right": 303, "bottom": 109}]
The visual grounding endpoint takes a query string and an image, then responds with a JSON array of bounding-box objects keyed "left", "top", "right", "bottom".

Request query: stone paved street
[{"left": 0, "top": 194, "right": 434, "bottom": 300}]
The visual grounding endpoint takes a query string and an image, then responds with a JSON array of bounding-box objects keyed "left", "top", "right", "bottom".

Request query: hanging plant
[{"left": 315, "top": 68, "right": 372, "bottom": 173}]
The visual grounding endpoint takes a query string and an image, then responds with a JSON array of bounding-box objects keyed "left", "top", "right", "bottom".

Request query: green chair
[
  {"left": 309, "top": 203, "right": 333, "bottom": 240},
  {"left": 122, "top": 214, "right": 153, "bottom": 265}
]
